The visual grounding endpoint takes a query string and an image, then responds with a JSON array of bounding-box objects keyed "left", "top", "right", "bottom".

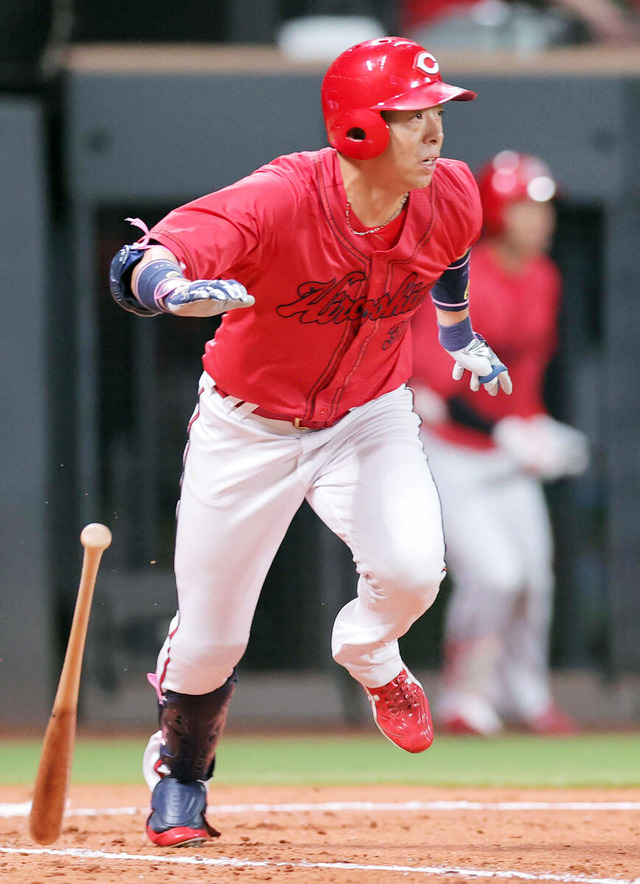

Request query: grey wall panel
[
  {"left": 66, "top": 71, "right": 627, "bottom": 205},
  {"left": 67, "top": 72, "right": 327, "bottom": 203},
  {"left": 604, "top": 201, "right": 640, "bottom": 672},
  {"left": 0, "top": 98, "right": 55, "bottom": 721},
  {"left": 440, "top": 76, "right": 625, "bottom": 200}
]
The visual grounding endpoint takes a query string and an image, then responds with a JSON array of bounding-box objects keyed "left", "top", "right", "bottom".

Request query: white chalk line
[
  {"left": 3, "top": 802, "right": 639, "bottom": 883},
  {"left": 0, "top": 845, "right": 639, "bottom": 884},
  {"left": 3, "top": 799, "right": 640, "bottom": 819}
]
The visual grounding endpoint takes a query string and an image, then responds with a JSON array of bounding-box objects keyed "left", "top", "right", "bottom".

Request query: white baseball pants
[
  {"left": 421, "top": 429, "right": 555, "bottom": 726},
  {"left": 155, "top": 374, "right": 446, "bottom": 695}
]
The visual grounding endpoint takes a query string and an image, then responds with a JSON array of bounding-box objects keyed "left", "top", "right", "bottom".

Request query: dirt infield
[{"left": 1, "top": 784, "right": 639, "bottom": 883}]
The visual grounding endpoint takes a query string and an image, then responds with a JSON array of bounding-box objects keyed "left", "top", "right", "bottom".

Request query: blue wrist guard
[
  {"left": 134, "top": 259, "right": 185, "bottom": 313},
  {"left": 438, "top": 315, "right": 474, "bottom": 351}
]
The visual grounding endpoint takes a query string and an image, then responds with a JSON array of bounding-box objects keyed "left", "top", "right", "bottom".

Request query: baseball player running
[
  {"left": 109, "top": 37, "right": 511, "bottom": 847},
  {"left": 411, "top": 151, "right": 589, "bottom": 736}
]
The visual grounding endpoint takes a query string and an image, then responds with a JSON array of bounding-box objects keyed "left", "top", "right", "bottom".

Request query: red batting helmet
[
  {"left": 476, "top": 151, "right": 557, "bottom": 235},
  {"left": 321, "top": 37, "right": 476, "bottom": 160}
]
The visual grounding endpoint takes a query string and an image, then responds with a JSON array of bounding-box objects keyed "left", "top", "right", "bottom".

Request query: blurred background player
[
  {"left": 109, "top": 38, "right": 511, "bottom": 846},
  {"left": 411, "top": 150, "right": 589, "bottom": 736},
  {"left": 401, "top": 0, "right": 640, "bottom": 49}
]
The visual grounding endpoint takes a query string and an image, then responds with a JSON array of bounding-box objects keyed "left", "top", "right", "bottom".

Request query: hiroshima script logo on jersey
[{"left": 276, "top": 271, "right": 428, "bottom": 325}]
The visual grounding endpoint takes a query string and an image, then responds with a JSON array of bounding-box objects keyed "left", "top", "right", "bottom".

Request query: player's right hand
[{"left": 160, "top": 278, "right": 255, "bottom": 317}]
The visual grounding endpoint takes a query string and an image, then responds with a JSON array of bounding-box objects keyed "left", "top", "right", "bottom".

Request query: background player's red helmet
[
  {"left": 321, "top": 37, "right": 476, "bottom": 160},
  {"left": 477, "top": 151, "right": 557, "bottom": 235}
]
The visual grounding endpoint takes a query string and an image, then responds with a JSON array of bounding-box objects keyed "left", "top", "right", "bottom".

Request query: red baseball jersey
[
  {"left": 150, "top": 148, "right": 481, "bottom": 426},
  {"left": 402, "top": 0, "right": 481, "bottom": 30},
  {"left": 411, "top": 240, "right": 562, "bottom": 449}
]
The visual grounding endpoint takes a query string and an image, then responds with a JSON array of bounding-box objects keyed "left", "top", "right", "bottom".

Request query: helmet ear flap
[{"left": 326, "top": 108, "right": 390, "bottom": 160}]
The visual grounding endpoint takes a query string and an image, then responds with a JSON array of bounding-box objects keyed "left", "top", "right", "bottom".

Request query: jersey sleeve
[
  {"left": 434, "top": 159, "right": 483, "bottom": 261},
  {"left": 428, "top": 160, "right": 482, "bottom": 313},
  {"left": 149, "top": 165, "right": 297, "bottom": 280}
]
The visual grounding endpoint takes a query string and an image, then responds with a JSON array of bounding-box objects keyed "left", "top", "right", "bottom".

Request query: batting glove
[
  {"left": 411, "top": 383, "right": 448, "bottom": 426},
  {"left": 158, "top": 278, "right": 255, "bottom": 317},
  {"left": 528, "top": 415, "right": 589, "bottom": 479},
  {"left": 494, "top": 415, "right": 589, "bottom": 479},
  {"left": 449, "top": 334, "right": 512, "bottom": 396}
]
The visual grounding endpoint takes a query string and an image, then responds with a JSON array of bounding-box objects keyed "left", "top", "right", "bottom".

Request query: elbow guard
[
  {"left": 109, "top": 244, "right": 159, "bottom": 317},
  {"left": 430, "top": 250, "right": 471, "bottom": 313}
]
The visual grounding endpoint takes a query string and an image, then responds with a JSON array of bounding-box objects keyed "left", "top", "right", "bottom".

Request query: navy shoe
[{"left": 146, "top": 777, "right": 220, "bottom": 847}]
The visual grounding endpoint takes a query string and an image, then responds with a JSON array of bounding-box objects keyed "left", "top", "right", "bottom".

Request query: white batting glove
[
  {"left": 449, "top": 334, "right": 513, "bottom": 396},
  {"left": 529, "top": 415, "right": 590, "bottom": 479},
  {"left": 493, "top": 416, "right": 547, "bottom": 472},
  {"left": 493, "top": 415, "right": 589, "bottom": 479},
  {"left": 159, "top": 278, "right": 255, "bottom": 317},
  {"left": 411, "top": 383, "right": 448, "bottom": 426}
]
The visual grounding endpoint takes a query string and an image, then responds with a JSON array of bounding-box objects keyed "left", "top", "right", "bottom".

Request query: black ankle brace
[{"left": 159, "top": 673, "right": 236, "bottom": 782}]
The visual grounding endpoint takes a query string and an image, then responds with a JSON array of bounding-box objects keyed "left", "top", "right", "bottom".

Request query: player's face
[
  {"left": 502, "top": 199, "right": 556, "bottom": 256},
  {"left": 380, "top": 106, "right": 444, "bottom": 190}
]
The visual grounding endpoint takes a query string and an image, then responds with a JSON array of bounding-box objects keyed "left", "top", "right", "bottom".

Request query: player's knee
[
  {"left": 399, "top": 565, "right": 443, "bottom": 612},
  {"left": 173, "top": 639, "right": 247, "bottom": 686},
  {"left": 375, "top": 543, "right": 445, "bottom": 609}
]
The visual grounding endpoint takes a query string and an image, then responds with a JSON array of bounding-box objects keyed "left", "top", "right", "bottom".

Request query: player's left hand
[
  {"left": 449, "top": 334, "right": 512, "bottom": 396},
  {"left": 528, "top": 415, "right": 590, "bottom": 479},
  {"left": 160, "top": 278, "right": 255, "bottom": 317},
  {"left": 493, "top": 414, "right": 589, "bottom": 479}
]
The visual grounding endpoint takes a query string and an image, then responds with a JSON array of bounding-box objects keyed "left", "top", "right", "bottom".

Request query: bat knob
[{"left": 80, "top": 523, "right": 112, "bottom": 550}]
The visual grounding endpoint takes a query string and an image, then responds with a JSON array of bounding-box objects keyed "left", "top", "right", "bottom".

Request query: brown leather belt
[{"left": 212, "top": 383, "right": 342, "bottom": 430}]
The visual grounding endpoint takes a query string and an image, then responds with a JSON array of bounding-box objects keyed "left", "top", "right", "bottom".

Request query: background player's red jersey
[{"left": 412, "top": 240, "right": 561, "bottom": 449}]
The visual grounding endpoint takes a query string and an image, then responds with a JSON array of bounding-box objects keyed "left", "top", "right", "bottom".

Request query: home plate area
[{"left": 1, "top": 785, "right": 639, "bottom": 883}]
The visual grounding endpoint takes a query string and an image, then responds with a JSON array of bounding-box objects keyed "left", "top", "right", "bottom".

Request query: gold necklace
[{"left": 345, "top": 193, "right": 409, "bottom": 236}]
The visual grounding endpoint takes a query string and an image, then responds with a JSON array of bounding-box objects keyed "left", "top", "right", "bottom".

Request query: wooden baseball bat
[{"left": 29, "top": 522, "right": 112, "bottom": 845}]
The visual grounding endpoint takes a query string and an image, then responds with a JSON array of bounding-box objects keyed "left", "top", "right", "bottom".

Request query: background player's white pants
[
  {"left": 155, "top": 375, "right": 446, "bottom": 695},
  {"left": 421, "top": 430, "right": 555, "bottom": 729}
]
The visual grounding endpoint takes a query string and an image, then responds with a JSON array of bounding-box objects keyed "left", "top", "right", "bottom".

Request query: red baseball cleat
[
  {"left": 526, "top": 704, "right": 580, "bottom": 736},
  {"left": 364, "top": 668, "right": 434, "bottom": 753},
  {"left": 147, "top": 824, "right": 213, "bottom": 848},
  {"left": 441, "top": 713, "right": 487, "bottom": 736},
  {"left": 146, "top": 778, "right": 220, "bottom": 847},
  {"left": 437, "top": 695, "right": 503, "bottom": 737}
]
